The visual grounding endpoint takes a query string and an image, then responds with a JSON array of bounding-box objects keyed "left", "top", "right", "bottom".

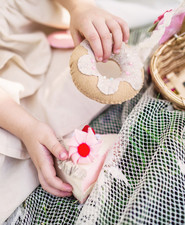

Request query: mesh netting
[
  {"left": 6, "top": 85, "right": 185, "bottom": 225},
  {"left": 75, "top": 85, "right": 185, "bottom": 225},
  {"left": 4, "top": 25, "right": 185, "bottom": 225}
]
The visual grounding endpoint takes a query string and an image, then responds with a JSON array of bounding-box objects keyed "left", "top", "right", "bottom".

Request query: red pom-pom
[
  {"left": 82, "top": 125, "right": 95, "bottom": 134},
  {"left": 78, "top": 143, "right": 90, "bottom": 157}
]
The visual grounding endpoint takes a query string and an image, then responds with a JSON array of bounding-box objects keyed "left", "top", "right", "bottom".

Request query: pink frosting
[{"left": 67, "top": 127, "right": 102, "bottom": 164}]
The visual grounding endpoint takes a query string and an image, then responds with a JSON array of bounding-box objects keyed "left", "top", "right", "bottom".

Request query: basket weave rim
[{"left": 150, "top": 35, "right": 185, "bottom": 109}]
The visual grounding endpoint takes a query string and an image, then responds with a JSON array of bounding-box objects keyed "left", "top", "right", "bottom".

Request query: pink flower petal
[
  {"left": 90, "top": 144, "right": 101, "bottom": 155},
  {"left": 65, "top": 137, "right": 79, "bottom": 147},
  {"left": 74, "top": 129, "right": 87, "bottom": 144},
  {"left": 86, "top": 129, "right": 99, "bottom": 146},
  {"left": 88, "top": 152, "right": 96, "bottom": 161},
  {"left": 68, "top": 146, "right": 77, "bottom": 158},
  {"left": 71, "top": 153, "right": 80, "bottom": 164},
  {"left": 91, "top": 140, "right": 102, "bottom": 149}
]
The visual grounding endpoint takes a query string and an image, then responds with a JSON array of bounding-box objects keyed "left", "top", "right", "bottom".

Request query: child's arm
[
  {"left": 56, "top": 0, "right": 129, "bottom": 62},
  {"left": 0, "top": 89, "right": 72, "bottom": 197}
]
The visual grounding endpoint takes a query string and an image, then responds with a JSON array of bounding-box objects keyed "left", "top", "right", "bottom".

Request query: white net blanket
[
  {"left": 6, "top": 84, "right": 185, "bottom": 225},
  {"left": 76, "top": 85, "right": 185, "bottom": 225}
]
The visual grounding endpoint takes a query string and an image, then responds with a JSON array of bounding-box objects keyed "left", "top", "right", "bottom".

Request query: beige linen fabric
[{"left": 0, "top": 0, "right": 106, "bottom": 223}]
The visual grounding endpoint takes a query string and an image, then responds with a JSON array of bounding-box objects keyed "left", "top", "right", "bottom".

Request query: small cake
[{"left": 55, "top": 125, "right": 118, "bottom": 203}]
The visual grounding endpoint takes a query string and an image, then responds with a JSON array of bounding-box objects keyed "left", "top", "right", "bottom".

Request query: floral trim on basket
[
  {"left": 148, "top": 10, "right": 172, "bottom": 33},
  {"left": 149, "top": 9, "right": 185, "bottom": 44}
]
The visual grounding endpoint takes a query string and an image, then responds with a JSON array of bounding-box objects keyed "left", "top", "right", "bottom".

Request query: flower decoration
[
  {"left": 154, "top": 9, "right": 172, "bottom": 25},
  {"left": 149, "top": 9, "right": 185, "bottom": 44},
  {"left": 67, "top": 125, "right": 102, "bottom": 164},
  {"left": 148, "top": 9, "right": 172, "bottom": 32},
  {"left": 159, "top": 12, "right": 185, "bottom": 44}
]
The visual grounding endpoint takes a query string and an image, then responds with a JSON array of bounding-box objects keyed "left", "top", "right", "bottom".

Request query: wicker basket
[{"left": 150, "top": 32, "right": 185, "bottom": 110}]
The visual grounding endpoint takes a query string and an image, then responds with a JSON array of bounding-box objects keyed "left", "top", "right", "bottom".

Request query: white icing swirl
[{"left": 78, "top": 40, "right": 143, "bottom": 95}]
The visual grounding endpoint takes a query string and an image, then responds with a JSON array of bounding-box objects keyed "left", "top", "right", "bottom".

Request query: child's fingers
[
  {"left": 40, "top": 164, "right": 73, "bottom": 193},
  {"left": 106, "top": 19, "right": 123, "bottom": 54},
  {"left": 43, "top": 134, "right": 68, "bottom": 160},
  {"left": 51, "top": 141, "right": 68, "bottom": 160},
  {"left": 81, "top": 19, "right": 129, "bottom": 62},
  {"left": 38, "top": 171, "right": 72, "bottom": 197},
  {"left": 70, "top": 28, "right": 83, "bottom": 46},
  {"left": 93, "top": 20, "right": 112, "bottom": 62},
  {"left": 83, "top": 22, "right": 103, "bottom": 61},
  {"left": 115, "top": 17, "right": 130, "bottom": 43}
]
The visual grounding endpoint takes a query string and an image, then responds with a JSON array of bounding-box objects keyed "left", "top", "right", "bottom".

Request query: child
[{"left": 0, "top": 0, "right": 129, "bottom": 211}]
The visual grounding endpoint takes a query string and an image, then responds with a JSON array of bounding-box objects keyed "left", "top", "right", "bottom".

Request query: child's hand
[
  {"left": 69, "top": 3, "right": 129, "bottom": 62},
  {"left": 22, "top": 121, "right": 73, "bottom": 197}
]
